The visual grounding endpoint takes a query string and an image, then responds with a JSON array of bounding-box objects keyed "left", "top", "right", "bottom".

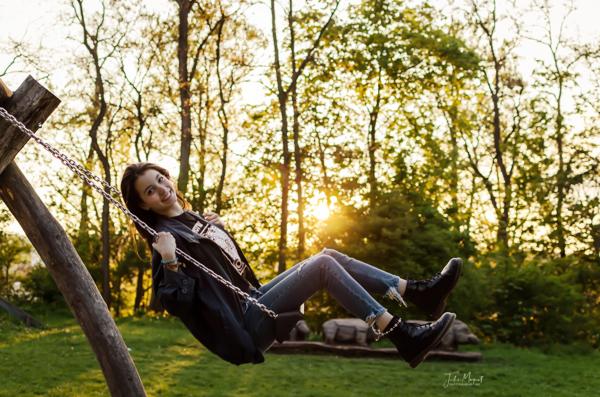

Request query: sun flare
[
  {"left": 313, "top": 200, "right": 331, "bottom": 221},
  {"left": 309, "top": 193, "right": 337, "bottom": 222}
]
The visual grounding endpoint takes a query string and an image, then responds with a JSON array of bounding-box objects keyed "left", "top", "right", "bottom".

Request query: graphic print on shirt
[{"left": 191, "top": 220, "right": 246, "bottom": 275}]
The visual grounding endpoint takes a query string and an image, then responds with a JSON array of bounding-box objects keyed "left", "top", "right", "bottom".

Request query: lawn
[{"left": 1, "top": 308, "right": 598, "bottom": 397}]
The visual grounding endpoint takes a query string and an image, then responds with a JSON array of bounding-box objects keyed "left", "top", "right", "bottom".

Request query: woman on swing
[{"left": 121, "top": 162, "right": 462, "bottom": 368}]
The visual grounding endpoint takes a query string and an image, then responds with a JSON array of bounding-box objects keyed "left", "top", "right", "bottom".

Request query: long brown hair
[{"left": 120, "top": 162, "right": 190, "bottom": 252}]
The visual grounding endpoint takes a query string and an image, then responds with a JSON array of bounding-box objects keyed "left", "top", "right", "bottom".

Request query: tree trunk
[
  {"left": 133, "top": 261, "right": 145, "bottom": 312},
  {"left": 195, "top": 75, "right": 209, "bottom": 214},
  {"left": 215, "top": 18, "right": 228, "bottom": 213},
  {"left": 0, "top": 164, "right": 146, "bottom": 396},
  {"left": 315, "top": 130, "right": 332, "bottom": 207},
  {"left": 271, "top": 0, "right": 291, "bottom": 274},
  {"left": 270, "top": 0, "right": 339, "bottom": 271},
  {"left": 73, "top": 0, "right": 116, "bottom": 308},
  {"left": 89, "top": 57, "right": 111, "bottom": 309},
  {"left": 472, "top": 0, "right": 514, "bottom": 255},
  {"left": 77, "top": 146, "right": 94, "bottom": 245},
  {"left": 367, "top": 68, "right": 382, "bottom": 207},
  {"left": 0, "top": 76, "right": 146, "bottom": 396},
  {"left": 289, "top": 0, "right": 305, "bottom": 259},
  {"left": 554, "top": 69, "right": 567, "bottom": 258},
  {"left": 448, "top": 79, "right": 460, "bottom": 226},
  {"left": 176, "top": 0, "right": 193, "bottom": 195}
]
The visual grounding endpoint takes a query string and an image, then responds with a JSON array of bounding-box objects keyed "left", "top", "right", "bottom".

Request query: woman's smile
[
  {"left": 133, "top": 169, "right": 184, "bottom": 217},
  {"left": 162, "top": 189, "right": 173, "bottom": 202}
]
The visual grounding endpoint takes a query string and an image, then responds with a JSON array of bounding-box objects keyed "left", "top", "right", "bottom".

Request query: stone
[{"left": 322, "top": 318, "right": 376, "bottom": 346}]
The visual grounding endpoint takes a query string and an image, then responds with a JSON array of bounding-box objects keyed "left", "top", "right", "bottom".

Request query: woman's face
[{"left": 134, "top": 169, "right": 179, "bottom": 215}]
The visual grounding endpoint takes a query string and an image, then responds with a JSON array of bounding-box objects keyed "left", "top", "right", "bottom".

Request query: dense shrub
[
  {"left": 473, "top": 256, "right": 595, "bottom": 347},
  {"left": 300, "top": 190, "right": 599, "bottom": 348},
  {"left": 303, "top": 189, "right": 476, "bottom": 331},
  {"left": 17, "top": 266, "right": 64, "bottom": 305}
]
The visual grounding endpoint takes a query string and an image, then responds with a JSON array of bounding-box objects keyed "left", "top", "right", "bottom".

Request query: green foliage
[
  {"left": 18, "top": 266, "right": 64, "bottom": 305},
  {"left": 0, "top": 231, "right": 31, "bottom": 298},
  {"left": 305, "top": 188, "right": 475, "bottom": 325},
  {"left": 3, "top": 0, "right": 597, "bottom": 353},
  {"left": 319, "top": 189, "right": 475, "bottom": 278},
  {"left": 72, "top": 232, "right": 103, "bottom": 283},
  {"left": 445, "top": 258, "right": 495, "bottom": 325},
  {"left": 111, "top": 238, "right": 151, "bottom": 316},
  {"left": 472, "top": 256, "right": 597, "bottom": 348}
]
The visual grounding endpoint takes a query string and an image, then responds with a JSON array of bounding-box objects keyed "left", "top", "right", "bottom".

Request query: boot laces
[{"left": 413, "top": 271, "right": 442, "bottom": 289}]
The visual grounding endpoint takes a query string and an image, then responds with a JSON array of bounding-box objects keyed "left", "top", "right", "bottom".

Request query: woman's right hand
[{"left": 152, "top": 231, "right": 177, "bottom": 260}]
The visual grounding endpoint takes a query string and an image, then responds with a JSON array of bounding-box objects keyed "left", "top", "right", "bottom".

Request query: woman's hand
[
  {"left": 203, "top": 210, "right": 225, "bottom": 228},
  {"left": 152, "top": 231, "right": 177, "bottom": 260}
]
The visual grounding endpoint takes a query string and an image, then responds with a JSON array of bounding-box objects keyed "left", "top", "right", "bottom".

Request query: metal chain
[
  {"left": 0, "top": 106, "right": 278, "bottom": 319},
  {"left": 372, "top": 317, "right": 402, "bottom": 341}
]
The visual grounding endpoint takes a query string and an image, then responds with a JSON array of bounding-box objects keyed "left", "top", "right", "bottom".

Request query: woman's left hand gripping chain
[{"left": 203, "top": 211, "right": 225, "bottom": 228}]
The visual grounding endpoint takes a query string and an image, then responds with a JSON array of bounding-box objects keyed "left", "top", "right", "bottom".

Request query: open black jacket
[{"left": 150, "top": 212, "right": 301, "bottom": 365}]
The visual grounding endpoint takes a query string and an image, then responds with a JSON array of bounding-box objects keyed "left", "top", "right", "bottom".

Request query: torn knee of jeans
[
  {"left": 385, "top": 280, "right": 408, "bottom": 308},
  {"left": 365, "top": 309, "right": 386, "bottom": 327},
  {"left": 296, "top": 259, "right": 308, "bottom": 274},
  {"left": 321, "top": 247, "right": 333, "bottom": 256}
]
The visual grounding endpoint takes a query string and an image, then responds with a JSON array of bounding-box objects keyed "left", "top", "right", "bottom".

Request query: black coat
[{"left": 150, "top": 213, "right": 301, "bottom": 365}]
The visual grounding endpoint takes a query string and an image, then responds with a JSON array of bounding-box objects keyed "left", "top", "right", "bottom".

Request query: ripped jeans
[{"left": 243, "top": 248, "right": 403, "bottom": 351}]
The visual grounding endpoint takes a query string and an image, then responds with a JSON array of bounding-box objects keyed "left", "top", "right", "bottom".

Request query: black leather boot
[
  {"left": 385, "top": 312, "right": 456, "bottom": 368},
  {"left": 403, "top": 258, "right": 463, "bottom": 319}
]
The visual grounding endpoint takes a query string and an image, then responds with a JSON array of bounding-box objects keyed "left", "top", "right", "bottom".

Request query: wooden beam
[
  {"left": 0, "top": 296, "right": 44, "bottom": 328},
  {"left": 0, "top": 75, "right": 60, "bottom": 175},
  {"left": 0, "top": 77, "right": 146, "bottom": 396},
  {"left": 269, "top": 341, "right": 483, "bottom": 362},
  {"left": 0, "top": 164, "right": 147, "bottom": 396},
  {"left": 0, "top": 79, "right": 13, "bottom": 105}
]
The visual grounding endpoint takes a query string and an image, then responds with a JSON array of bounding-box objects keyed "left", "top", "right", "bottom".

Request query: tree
[
  {"left": 463, "top": 0, "right": 529, "bottom": 257},
  {"left": 173, "top": 0, "right": 224, "bottom": 195},
  {"left": 269, "top": 0, "right": 340, "bottom": 273},
  {"left": 71, "top": 0, "right": 128, "bottom": 308},
  {"left": 526, "top": 0, "right": 600, "bottom": 258}
]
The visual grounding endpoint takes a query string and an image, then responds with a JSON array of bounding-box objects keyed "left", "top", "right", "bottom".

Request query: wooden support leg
[{"left": 0, "top": 76, "right": 146, "bottom": 397}]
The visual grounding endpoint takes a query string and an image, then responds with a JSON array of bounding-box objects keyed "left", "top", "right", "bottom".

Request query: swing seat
[{"left": 275, "top": 310, "right": 304, "bottom": 343}]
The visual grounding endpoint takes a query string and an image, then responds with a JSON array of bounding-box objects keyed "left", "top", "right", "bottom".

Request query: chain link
[
  {"left": 0, "top": 106, "right": 278, "bottom": 319},
  {"left": 372, "top": 317, "right": 402, "bottom": 341}
]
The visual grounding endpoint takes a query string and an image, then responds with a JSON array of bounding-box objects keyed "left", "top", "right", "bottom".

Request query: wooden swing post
[{"left": 0, "top": 76, "right": 146, "bottom": 397}]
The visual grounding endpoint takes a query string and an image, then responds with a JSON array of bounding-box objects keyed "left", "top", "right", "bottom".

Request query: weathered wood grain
[
  {"left": 0, "top": 77, "right": 146, "bottom": 397},
  {"left": 0, "top": 76, "right": 60, "bottom": 175}
]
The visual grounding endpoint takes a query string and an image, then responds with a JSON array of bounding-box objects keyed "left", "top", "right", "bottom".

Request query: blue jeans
[{"left": 243, "top": 248, "right": 403, "bottom": 351}]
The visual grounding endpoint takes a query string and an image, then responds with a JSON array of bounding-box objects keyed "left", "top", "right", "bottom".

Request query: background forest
[{"left": 1, "top": 0, "right": 599, "bottom": 348}]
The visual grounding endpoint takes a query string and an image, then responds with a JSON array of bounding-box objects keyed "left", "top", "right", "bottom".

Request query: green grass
[{"left": 1, "top": 308, "right": 598, "bottom": 397}]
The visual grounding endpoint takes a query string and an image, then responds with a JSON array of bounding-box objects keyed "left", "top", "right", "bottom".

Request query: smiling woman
[
  {"left": 133, "top": 168, "right": 182, "bottom": 218},
  {"left": 119, "top": 161, "right": 464, "bottom": 368}
]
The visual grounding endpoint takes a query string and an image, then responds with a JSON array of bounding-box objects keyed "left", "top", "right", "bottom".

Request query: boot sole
[
  {"left": 430, "top": 258, "right": 463, "bottom": 320},
  {"left": 409, "top": 312, "right": 456, "bottom": 368}
]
